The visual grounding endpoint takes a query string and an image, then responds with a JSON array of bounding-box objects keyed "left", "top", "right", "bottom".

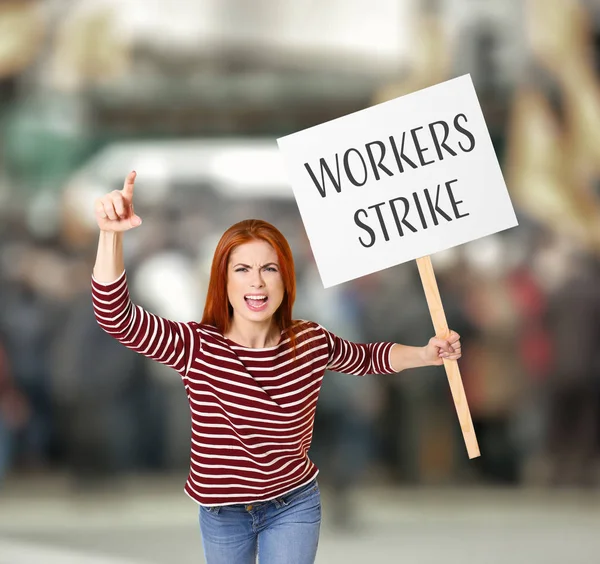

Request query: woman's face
[{"left": 227, "top": 240, "right": 285, "bottom": 327}]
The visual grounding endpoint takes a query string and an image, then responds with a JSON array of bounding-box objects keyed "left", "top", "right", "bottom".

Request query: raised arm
[
  {"left": 91, "top": 171, "right": 199, "bottom": 377},
  {"left": 93, "top": 171, "right": 142, "bottom": 282}
]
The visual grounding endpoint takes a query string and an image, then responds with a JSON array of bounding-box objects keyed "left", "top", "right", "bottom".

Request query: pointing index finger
[{"left": 122, "top": 170, "right": 136, "bottom": 199}]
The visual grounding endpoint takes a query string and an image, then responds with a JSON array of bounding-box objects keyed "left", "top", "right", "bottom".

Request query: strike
[{"left": 353, "top": 179, "right": 469, "bottom": 248}]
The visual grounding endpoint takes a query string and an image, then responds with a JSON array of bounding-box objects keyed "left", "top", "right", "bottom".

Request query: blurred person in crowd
[
  {"left": 535, "top": 235, "right": 600, "bottom": 487},
  {"left": 503, "top": 235, "right": 555, "bottom": 484},
  {"left": 51, "top": 254, "right": 146, "bottom": 488},
  {"left": 461, "top": 266, "right": 526, "bottom": 484},
  {"left": 0, "top": 243, "right": 59, "bottom": 472},
  {"left": 0, "top": 331, "right": 31, "bottom": 485},
  {"left": 90, "top": 171, "right": 463, "bottom": 564}
]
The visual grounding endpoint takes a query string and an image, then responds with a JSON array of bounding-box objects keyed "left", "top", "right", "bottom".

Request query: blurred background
[{"left": 1, "top": 0, "right": 600, "bottom": 562}]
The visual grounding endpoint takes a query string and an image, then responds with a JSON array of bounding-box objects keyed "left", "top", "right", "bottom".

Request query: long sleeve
[
  {"left": 319, "top": 324, "right": 396, "bottom": 376},
  {"left": 91, "top": 270, "right": 200, "bottom": 377}
]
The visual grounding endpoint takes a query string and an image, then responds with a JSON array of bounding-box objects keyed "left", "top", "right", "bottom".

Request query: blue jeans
[{"left": 199, "top": 478, "right": 321, "bottom": 564}]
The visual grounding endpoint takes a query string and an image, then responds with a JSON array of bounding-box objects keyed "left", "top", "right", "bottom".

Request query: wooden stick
[{"left": 415, "top": 255, "right": 480, "bottom": 459}]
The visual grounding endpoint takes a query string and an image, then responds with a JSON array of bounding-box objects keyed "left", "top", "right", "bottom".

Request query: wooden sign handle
[{"left": 416, "top": 255, "right": 481, "bottom": 459}]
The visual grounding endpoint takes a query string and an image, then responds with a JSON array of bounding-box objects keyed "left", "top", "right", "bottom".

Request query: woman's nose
[{"left": 250, "top": 271, "right": 265, "bottom": 288}]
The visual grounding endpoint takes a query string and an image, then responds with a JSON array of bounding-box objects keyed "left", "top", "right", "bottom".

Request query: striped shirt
[{"left": 91, "top": 270, "right": 396, "bottom": 506}]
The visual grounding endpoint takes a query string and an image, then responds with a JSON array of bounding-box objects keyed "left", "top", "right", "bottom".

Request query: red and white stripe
[{"left": 91, "top": 270, "right": 395, "bottom": 506}]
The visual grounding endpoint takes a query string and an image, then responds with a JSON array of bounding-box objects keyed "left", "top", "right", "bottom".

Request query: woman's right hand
[{"left": 94, "top": 171, "right": 142, "bottom": 232}]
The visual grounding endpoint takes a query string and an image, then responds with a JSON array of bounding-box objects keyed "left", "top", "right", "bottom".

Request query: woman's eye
[
  {"left": 235, "top": 268, "right": 248, "bottom": 273},
  {"left": 264, "top": 267, "right": 278, "bottom": 272}
]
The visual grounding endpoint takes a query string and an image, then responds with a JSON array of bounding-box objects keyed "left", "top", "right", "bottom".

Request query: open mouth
[{"left": 244, "top": 294, "right": 269, "bottom": 312}]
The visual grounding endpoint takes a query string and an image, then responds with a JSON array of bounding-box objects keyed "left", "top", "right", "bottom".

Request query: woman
[{"left": 91, "top": 171, "right": 462, "bottom": 564}]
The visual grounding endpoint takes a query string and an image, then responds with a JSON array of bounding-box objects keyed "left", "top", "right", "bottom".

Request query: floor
[{"left": 1, "top": 475, "right": 599, "bottom": 563}]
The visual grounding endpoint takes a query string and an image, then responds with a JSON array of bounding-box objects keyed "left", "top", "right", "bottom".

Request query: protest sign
[
  {"left": 277, "top": 74, "right": 517, "bottom": 288},
  {"left": 278, "top": 74, "right": 519, "bottom": 459}
]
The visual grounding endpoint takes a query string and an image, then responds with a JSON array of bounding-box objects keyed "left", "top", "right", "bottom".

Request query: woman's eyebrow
[{"left": 232, "top": 262, "right": 279, "bottom": 268}]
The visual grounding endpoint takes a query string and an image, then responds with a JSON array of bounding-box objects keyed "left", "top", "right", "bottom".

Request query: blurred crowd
[{"left": 1, "top": 0, "right": 600, "bottom": 529}]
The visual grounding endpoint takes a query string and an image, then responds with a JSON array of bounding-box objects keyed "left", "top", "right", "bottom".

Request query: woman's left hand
[{"left": 423, "top": 331, "right": 462, "bottom": 366}]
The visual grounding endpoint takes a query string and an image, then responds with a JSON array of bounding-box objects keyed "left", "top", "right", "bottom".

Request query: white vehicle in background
[
  {"left": 62, "top": 137, "right": 303, "bottom": 310},
  {"left": 64, "top": 137, "right": 295, "bottom": 224}
]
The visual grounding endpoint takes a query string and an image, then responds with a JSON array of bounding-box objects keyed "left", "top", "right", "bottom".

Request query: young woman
[{"left": 91, "top": 172, "right": 462, "bottom": 564}]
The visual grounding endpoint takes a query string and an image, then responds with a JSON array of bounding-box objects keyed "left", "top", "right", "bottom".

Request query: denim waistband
[{"left": 206, "top": 478, "right": 318, "bottom": 512}]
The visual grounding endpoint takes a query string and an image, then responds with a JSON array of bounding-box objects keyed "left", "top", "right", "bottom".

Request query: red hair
[{"left": 201, "top": 219, "right": 298, "bottom": 340}]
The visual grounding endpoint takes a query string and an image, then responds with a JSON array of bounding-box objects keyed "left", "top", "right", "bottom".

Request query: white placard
[{"left": 277, "top": 74, "right": 518, "bottom": 288}]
